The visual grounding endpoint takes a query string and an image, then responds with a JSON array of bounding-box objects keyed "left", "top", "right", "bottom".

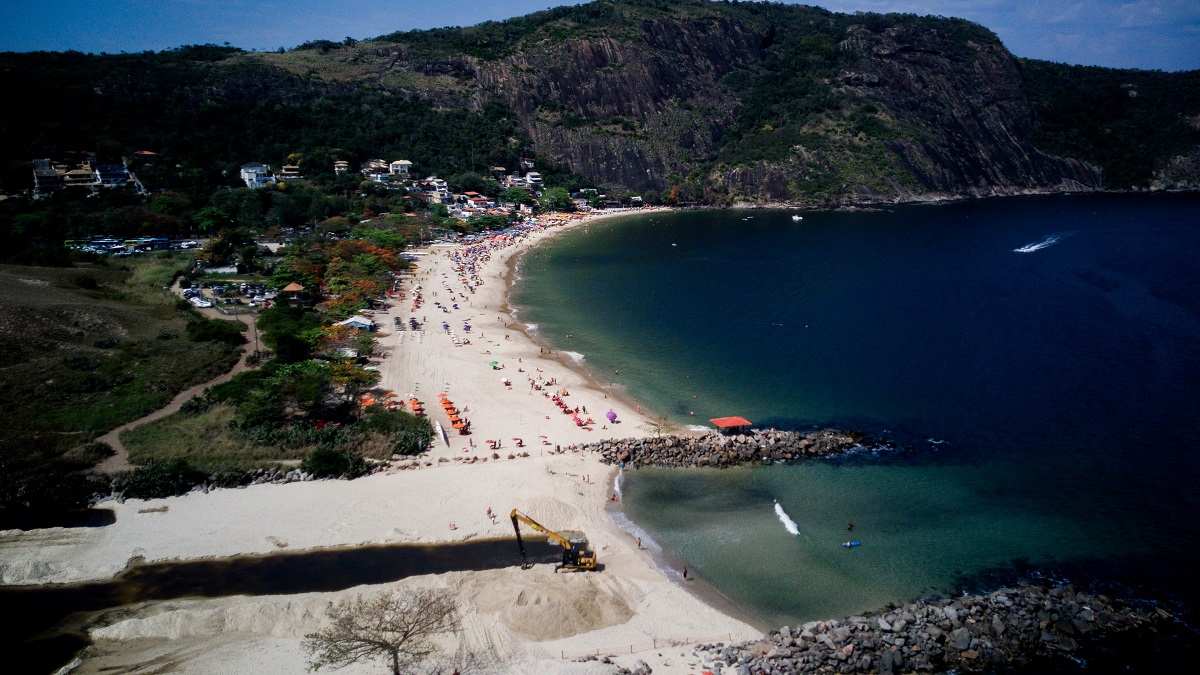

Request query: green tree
[
  {"left": 538, "top": 186, "right": 573, "bottom": 212},
  {"left": 497, "top": 188, "right": 533, "bottom": 205},
  {"left": 468, "top": 214, "right": 511, "bottom": 231},
  {"left": 351, "top": 223, "right": 407, "bottom": 250},
  {"left": 193, "top": 205, "right": 231, "bottom": 231},
  {"left": 258, "top": 306, "right": 324, "bottom": 362}
]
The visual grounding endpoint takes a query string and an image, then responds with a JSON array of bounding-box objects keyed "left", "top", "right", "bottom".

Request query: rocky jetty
[
  {"left": 636, "top": 583, "right": 1171, "bottom": 674},
  {"left": 583, "top": 429, "right": 868, "bottom": 469}
]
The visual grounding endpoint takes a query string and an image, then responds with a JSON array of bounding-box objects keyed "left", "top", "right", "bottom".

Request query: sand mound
[{"left": 463, "top": 568, "right": 635, "bottom": 641}]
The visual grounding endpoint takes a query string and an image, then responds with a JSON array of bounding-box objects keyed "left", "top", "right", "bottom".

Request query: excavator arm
[
  {"left": 510, "top": 509, "right": 598, "bottom": 571},
  {"left": 511, "top": 509, "right": 574, "bottom": 549}
]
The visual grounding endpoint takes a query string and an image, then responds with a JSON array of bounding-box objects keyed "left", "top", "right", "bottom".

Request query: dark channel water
[
  {"left": 4, "top": 537, "right": 560, "bottom": 674},
  {"left": 512, "top": 193, "right": 1200, "bottom": 629}
]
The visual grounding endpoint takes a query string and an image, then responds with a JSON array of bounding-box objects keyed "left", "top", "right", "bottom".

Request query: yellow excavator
[{"left": 510, "top": 509, "right": 598, "bottom": 572}]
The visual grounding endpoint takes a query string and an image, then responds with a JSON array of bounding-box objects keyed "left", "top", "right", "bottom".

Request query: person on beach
[{"left": 682, "top": 567, "right": 688, "bottom": 580}]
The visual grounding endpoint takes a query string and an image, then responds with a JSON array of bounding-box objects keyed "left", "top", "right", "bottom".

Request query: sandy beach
[{"left": 0, "top": 208, "right": 762, "bottom": 674}]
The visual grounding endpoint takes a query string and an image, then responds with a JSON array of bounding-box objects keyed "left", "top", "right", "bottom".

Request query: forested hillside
[{"left": 1, "top": 0, "right": 1196, "bottom": 208}]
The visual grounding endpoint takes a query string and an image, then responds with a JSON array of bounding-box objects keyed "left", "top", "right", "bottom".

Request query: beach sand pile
[{"left": 0, "top": 208, "right": 760, "bottom": 674}]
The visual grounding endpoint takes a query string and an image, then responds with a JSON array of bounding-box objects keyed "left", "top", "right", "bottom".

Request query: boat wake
[
  {"left": 774, "top": 500, "right": 800, "bottom": 536},
  {"left": 1014, "top": 235, "right": 1061, "bottom": 253}
]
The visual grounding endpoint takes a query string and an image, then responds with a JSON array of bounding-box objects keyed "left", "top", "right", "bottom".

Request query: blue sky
[{"left": 2, "top": 1, "right": 1197, "bottom": 71}]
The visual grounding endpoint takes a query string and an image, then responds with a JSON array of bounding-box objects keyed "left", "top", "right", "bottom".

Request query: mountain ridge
[{"left": 1, "top": 0, "right": 1197, "bottom": 205}]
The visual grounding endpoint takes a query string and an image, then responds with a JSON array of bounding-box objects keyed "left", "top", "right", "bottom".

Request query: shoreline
[
  {"left": 1, "top": 206, "right": 769, "bottom": 674},
  {"left": 500, "top": 208, "right": 698, "bottom": 442},
  {"left": 3, "top": 202, "right": 1195, "bottom": 672}
]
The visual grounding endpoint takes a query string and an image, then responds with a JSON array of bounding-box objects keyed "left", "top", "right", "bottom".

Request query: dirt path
[{"left": 95, "top": 284, "right": 261, "bottom": 473}]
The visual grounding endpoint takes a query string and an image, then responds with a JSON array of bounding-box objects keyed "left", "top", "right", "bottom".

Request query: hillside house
[
  {"left": 277, "top": 165, "right": 303, "bottom": 181},
  {"left": 94, "top": 164, "right": 131, "bottom": 187},
  {"left": 467, "top": 194, "right": 494, "bottom": 209},
  {"left": 389, "top": 159, "right": 412, "bottom": 177},
  {"left": 33, "top": 154, "right": 139, "bottom": 195},
  {"left": 333, "top": 160, "right": 350, "bottom": 175},
  {"left": 419, "top": 177, "right": 450, "bottom": 201},
  {"left": 240, "top": 163, "right": 275, "bottom": 189}
]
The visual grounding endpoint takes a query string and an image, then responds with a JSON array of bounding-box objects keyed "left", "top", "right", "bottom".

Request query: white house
[
  {"left": 525, "top": 171, "right": 543, "bottom": 186},
  {"left": 421, "top": 176, "right": 450, "bottom": 200},
  {"left": 240, "top": 163, "right": 274, "bottom": 189},
  {"left": 333, "top": 160, "right": 350, "bottom": 175},
  {"left": 389, "top": 159, "right": 412, "bottom": 177}
]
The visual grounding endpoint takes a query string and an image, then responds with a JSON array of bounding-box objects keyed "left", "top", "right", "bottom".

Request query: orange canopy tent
[{"left": 710, "top": 416, "right": 753, "bottom": 434}]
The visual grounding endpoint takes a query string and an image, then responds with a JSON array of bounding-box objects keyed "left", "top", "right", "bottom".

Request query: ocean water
[{"left": 512, "top": 194, "right": 1200, "bottom": 627}]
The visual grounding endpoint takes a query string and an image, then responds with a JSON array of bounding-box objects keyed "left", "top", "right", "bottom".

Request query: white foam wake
[
  {"left": 525, "top": 323, "right": 538, "bottom": 333},
  {"left": 563, "top": 351, "right": 585, "bottom": 363},
  {"left": 774, "top": 500, "right": 800, "bottom": 535},
  {"left": 1014, "top": 235, "right": 1060, "bottom": 253}
]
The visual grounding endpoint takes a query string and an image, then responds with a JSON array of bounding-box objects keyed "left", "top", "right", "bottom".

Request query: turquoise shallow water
[{"left": 512, "top": 194, "right": 1200, "bottom": 626}]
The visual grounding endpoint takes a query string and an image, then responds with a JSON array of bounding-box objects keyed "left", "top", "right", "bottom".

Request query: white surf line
[
  {"left": 774, "top": 499, "right": 800, "bottom": 536},
  {"left": 1014, "top": 234, "right": 1061, "bottom": 253}
]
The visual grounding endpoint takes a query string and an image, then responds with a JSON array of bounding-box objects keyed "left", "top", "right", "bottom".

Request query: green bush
[
  {"left": 301, "top": 445, "right": 368, "bottom": 479},
  {"left": 360, "top": 408, "right": 435, "bottom": 456},
  {"left": 119, "top": 459, "right": 206, "bottom": 499},
  {"left": 185, "top": 316, "right": 247, "bottom": 346}
]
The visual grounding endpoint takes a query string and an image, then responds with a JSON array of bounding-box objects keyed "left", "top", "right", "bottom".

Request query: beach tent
[
  {"left": 710, "top": 416, "right": 753, "bottom": 435},
  {"left": 335, "top": 315, "right": 376, "bottom": 332}
]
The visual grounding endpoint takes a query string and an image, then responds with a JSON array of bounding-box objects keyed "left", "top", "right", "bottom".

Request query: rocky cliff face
[
  {"left": 832, "top": 24, "right": 1103, "bottom": 199},
  {"left": 473, "top": 17, "right": 764, "bottom": 191},
  {"left": 457, "top": 12, "right": 1103, "bottom": 203}
]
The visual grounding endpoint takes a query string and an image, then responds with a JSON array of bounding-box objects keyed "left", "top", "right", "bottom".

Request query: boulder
[{"left": 951, "top": 627, "right": 971, "bottom": 650}]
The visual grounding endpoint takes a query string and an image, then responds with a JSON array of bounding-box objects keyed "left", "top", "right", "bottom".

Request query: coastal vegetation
[
  {"left": 0, "top": 254, "right": 242, "bottom": 510},
  {"left": 0, "top": 201, "right": 434, "bottom": 520},
  {"left": 117, "top": 222, "right": 432, "bottom": 486}
]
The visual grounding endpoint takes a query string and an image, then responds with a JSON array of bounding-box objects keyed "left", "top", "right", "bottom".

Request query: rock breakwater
[
  {"left": 583, "top": 429, "right": 868, "bottom": 469},
  {"left": 622, "top": 583, "right": 1172, "bottom": 673}
]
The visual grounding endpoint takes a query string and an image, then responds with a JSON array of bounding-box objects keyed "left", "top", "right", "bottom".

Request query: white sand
[{"left": 0, "top": 208, "right": 761, "bottom": 674}]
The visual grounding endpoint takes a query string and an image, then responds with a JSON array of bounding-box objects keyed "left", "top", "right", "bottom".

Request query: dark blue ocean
[{"left": 512, "top": 193, "right": 1200, "bottom": 627}]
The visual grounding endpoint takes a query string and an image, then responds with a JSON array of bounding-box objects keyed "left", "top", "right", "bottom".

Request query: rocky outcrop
[
  {"left": 651, "top": 583, "right": 1171, "bottom": 673},
  {"left": 579, "top": 429, "right": 868, "bottom": 469},
  {"left": 837, "top": 24, "right": 1103, "bottom": 195},
  {"left": 712, "top": 22, "right": 1103, "bottom": 205},
  {"left": 474, "top": 18, "right": 762, "bottom": 190}
]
